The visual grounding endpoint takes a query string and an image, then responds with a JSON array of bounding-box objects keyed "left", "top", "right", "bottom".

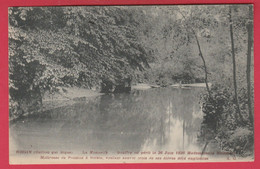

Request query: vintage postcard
[{"left": 8, "top": 4, "right": 254, "bottom": 164}]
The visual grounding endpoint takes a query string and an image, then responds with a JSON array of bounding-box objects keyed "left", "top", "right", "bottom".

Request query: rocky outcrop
[{"left": 101, "top": 77, "right": 132, "bottom": 93}]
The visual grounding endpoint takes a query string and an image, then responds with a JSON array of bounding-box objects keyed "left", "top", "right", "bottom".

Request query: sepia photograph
[{"left": 8, "top": 5, "right": 254, "bottom": 164}]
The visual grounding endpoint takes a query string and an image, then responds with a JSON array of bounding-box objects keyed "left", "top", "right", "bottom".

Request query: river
[{"left": 10, "top": 87, "right": 212, "bottom": 163}]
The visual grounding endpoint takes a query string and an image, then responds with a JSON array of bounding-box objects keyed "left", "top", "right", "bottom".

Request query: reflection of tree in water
[
  {"left": 92, "top": 92, "right": 154, "bottom": 151},
  {"left": 141, "top": 88, "right": 204, "bottom": 151}
]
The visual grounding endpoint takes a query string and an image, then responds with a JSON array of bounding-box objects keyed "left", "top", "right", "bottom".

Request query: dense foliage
[
  {"left": 9, "top": 6, "right": 152, "bottom": 117},
  {"left": 199, "top": 85, "right": 254, "bottom": 156}
]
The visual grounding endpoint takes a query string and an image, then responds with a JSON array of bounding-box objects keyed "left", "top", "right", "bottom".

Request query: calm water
[{"left": 10, "top": 87, "right": 206, "bottom": 161}]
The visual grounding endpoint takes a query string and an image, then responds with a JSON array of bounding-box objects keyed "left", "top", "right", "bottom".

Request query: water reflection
[
  {"left": 140, "top": 88, "right": 203, "bottom": 152},
  {"left": 10, "top": 87, "right": 204, "bottom": 155}
]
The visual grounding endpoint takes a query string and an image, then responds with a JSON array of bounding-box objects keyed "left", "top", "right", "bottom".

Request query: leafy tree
[{"left": 9, "top": 6, "right": 151, "bottom": 116}]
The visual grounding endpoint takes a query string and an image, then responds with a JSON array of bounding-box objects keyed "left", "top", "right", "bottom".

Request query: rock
[
  {"left": 114, "top": 85, "right": 131, "bottom": 93},
  {"left": 100, "top": 79, "right": 115, "bottom": 93},
  {"left": 100, "top": 77, "right": 132, "bottom": 93}
]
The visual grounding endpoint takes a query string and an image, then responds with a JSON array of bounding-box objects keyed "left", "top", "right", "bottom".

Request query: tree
[
  {"left": 228, "top": 6, "right": 243, "bottom": 122},
  {"left": 174, "top": 7, "right": 212, "bottom": 97}
]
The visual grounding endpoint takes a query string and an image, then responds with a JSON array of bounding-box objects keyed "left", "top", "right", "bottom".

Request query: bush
[{"left": 199, "top": 85, "right": 253, "bottom": 156}]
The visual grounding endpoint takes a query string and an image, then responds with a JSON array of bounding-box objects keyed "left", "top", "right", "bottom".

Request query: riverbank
[
  {"left": 43, "top": 87, "right": 103, "bottom": 101},
  {"left": 9, "top": 87, "right": 104, "bottom": 122},
  {"left": 42, "top": 87, "right": 103, "bottom": 111},
  {"left": 171, "top": 83, "right": 212, "bottom": 88},
  {"left": 42, "top": 83, "right": 209, "bottom": 111},
  {"left": 132, "top": 83, "right": 152, "bottom": 90},
  {"left": 132, "top": 83, "right": 211, "bottom": 90}
]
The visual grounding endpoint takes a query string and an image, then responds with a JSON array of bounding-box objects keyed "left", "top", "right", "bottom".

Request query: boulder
[{"left": 100, "top": 77, "right": 132, "bottom": 93}]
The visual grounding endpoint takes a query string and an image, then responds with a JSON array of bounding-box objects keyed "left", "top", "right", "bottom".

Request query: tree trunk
[
  {"left": 175, "top": 9, "right": 211, "bottom": 97},
  {"left": 193, "top": 31, "right": 211, "bottom": 98},
  {"left": 247, "top": 5, "right": 253, "bottom": 124},
  {"left": 229, "top": 6, "right": 243, "bottom": 121}
]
